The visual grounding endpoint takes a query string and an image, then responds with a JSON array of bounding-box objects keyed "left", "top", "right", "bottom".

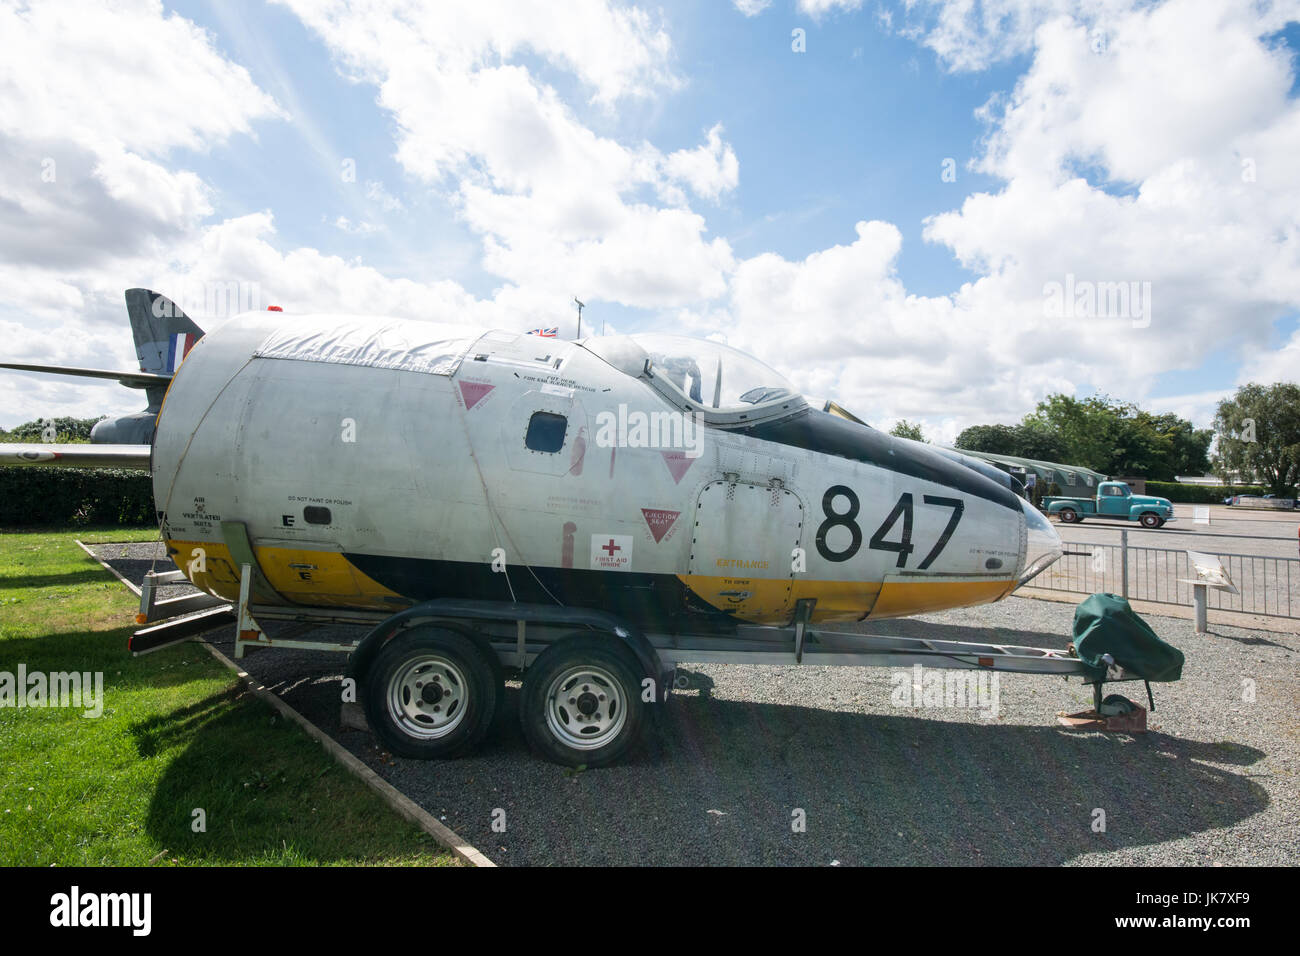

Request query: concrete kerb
[
  {"left": 76, "top": 539, "right": 496, "bottom": 868},
  {"left": 198, "top": 640, "right": 496, "bottom": 868}
]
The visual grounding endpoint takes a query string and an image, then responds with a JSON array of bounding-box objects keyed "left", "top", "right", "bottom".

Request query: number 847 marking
[{"left": 815, "top": 486, "right": 964, "bottom": 569}]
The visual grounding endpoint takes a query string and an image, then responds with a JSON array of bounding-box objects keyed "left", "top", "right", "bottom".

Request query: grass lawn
[{"left": 0, "top": 527, "right": 458, "bottom": 866}]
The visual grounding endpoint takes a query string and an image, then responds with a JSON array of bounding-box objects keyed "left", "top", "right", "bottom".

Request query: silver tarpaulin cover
[{"left": 254, "top": 317, "right": 484, "bottom": 376}]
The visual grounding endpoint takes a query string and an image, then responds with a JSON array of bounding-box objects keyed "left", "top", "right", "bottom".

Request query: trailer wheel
[
  {"left": 363, "top": 627, "right": 498, "bottom": 759},
  {"left": 1058, "top": 507, "right": 1079, "bottom": 523},
  {"left": 520, "top": 637, "right": 646, "bottom": 767},
  {"left": 1139, "top": 512, "right": 1161, "bottom": 528}
]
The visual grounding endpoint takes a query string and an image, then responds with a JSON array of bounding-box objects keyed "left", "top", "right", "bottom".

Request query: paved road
[
  {"left": 1039, "top": 505, "right": 1300, "bottom": 620},
  {"left": 1055, "top": 504, "right": 1299, "bottom": 558},
  {"left": 92, "top": 541, "right": 1299, "bottom": 867}
]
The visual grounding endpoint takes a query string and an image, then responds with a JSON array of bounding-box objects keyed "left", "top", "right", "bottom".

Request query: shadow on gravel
[
  {"left": 855, "top": 616, "right": 1076, "bottom": 651},
  {"left": 1203, "top": 629, "right": 1291, "bottom": 649},
  {"left": 351, "top": 683, "right": 1269, "bottom": 867},
  {"left": 97, "top": 546, "right": 1269, "bottom": 866}
]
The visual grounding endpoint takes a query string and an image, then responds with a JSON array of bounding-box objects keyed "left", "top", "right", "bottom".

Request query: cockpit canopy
[{"left": 580, "top": 333, "right": 806, "bottom": 423}]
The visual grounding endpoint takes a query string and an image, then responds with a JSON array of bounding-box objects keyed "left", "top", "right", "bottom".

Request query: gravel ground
[{"left": 92, "top": 541, "right": 1299, "bottom": 867}]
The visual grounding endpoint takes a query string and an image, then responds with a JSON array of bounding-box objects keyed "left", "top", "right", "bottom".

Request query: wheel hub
[
  {"left": 387, "top": 655, "right": 468, "bottom": 740},
  {"left": 545, "top": 666, "right": 626, "bottom": 750}
]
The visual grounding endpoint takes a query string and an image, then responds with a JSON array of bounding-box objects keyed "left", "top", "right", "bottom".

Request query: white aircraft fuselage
[{"left": 150, "top": 311, "right": 1061, "bottom": 632}]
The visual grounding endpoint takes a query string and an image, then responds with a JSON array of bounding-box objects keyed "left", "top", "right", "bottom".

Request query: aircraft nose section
[{"left": 1018, "top": 497, "right": 1062, "bottom": 587}]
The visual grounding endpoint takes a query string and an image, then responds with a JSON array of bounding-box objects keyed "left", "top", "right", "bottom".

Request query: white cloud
[
  {"left": 663, "top": 125, "right": 740, "bottom": 202},
  {"left": 364, "top": 180, "right": 404, "bottom": 213},
  {"left": 0, "top": 140, "right": 209, "bottom": 269},
  {"left": 333, "top": 215, "right": 380, "bottom": 235},
  {"left": 1146, "top": 388, "right": 1234, "bottom": 430},
  {"left": 5, "top": 0, "right": 1300, "bottom": 448},
  {"left": 901, "top": 0, "right": 1300, "bottom": 73},
  {"left": 798, "top": 0, "right": 865, "bottom": 18},
  {"left": 696, "top": 0, "right": 1300, "bottom": 439},
  {"left": 974, "top": 5, "right": 1297, "bottom": 185},
  {"left": 0, "top": 0, "right": 283, "bottom": 157},
  {"left": 154, "top": 213, "right": 485, "bottom": 321},
  {"left": 715, "top": 219, "right": 1071, "bottom": 435},
  {"left": 1237, "top": 325, "right": 1300, "bottom": 388},
  {"left": 1, "top": 206, "right": 508, "bottom": 429},
  {"left": 280, "top": 0, "right": 739, "bottom": 310},
  {"left": 912, "top": 0, "right": 1300, "bottom": 416},
  {"left": 276, "top": 0, "right": 676, "bottom": 108},
  {"left": 0, "top": 0, "right": 284, "bottom": 427},
  {"left": 0, "top": 0, "right": 282, "bottom": 272},
  {"left": 733, "top": 0, "right": 773, "bottom": 16}
]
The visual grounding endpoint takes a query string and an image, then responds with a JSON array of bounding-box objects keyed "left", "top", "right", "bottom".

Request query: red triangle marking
[
  {"left": 641, "top": 508, "right": 681, "bottom": 544},
  {"left": 661, "top": 451, "right": 695, "bottom": 484},
  {"left": 459, "top": 381, "right": 494, "bottom": 410}
]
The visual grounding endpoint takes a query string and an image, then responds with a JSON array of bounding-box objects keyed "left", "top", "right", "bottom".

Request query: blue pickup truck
[{"left": 1042, "top": 481, "right": 1176, "bottom": 528}]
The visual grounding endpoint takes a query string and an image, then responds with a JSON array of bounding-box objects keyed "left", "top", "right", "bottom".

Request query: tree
[
  {"left": 889, "top": 420, "right": 926, "bottom": 443},
  {"left": 1212, "top": 383, "right": 1300, "bottom": 495},
  {"left": 1009, "top": 422, "right": 1069, "bottom": 462},
  {"left": 1140, "top": 412, "right": 1212, "bottom": 477},
  {"left": 1022, "top": 394, "right": 1121, "bottom": 472},
  {"left": 957, "top": 395, "right": 1207, "bottom": 479},
  {"left": 954, "top": 424, "right": 1020, "bottom": 455},
  {"left": 0, "top": 416, "right": 105, "bottom": 443},
  {"left": 1109, "top": 411, "right": 1175, "bottom": 479},
  {"left": 955, "top": 422, "right": 1068, "bottom": 462}
]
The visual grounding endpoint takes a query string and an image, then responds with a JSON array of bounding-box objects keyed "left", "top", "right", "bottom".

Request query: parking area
[
  {"left": 1056, "top": 503, "right": 1299, "bottom": 558},
  {"left": 1027, "top": 504, "right": 1300, "bottom": 624},
  {"left": 91, "top": 541, "right": 1299, "bottom": 867}
]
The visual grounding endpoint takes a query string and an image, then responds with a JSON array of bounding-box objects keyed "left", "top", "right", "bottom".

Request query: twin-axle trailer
[{"left": 131, "top": 546, "right": 1150, "bottom": 767}]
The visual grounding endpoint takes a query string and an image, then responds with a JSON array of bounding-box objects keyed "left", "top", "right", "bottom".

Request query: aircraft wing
[
  {"left": 0, "top": 362, "right": 172, "bottom": 390},
  {"left": 0, "top": 443, "right": 151, "bottom": 470}
]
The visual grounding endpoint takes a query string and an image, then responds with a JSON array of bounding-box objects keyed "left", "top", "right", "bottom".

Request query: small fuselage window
[{"left": 526, "top": 411, "right": 568, "bottom": 453}]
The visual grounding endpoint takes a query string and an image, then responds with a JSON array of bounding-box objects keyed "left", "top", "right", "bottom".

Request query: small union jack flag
[{"left": 526, "top": 327, "right": 558, "bottom": 337}]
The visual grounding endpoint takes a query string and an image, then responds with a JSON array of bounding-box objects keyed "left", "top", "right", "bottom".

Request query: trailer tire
[
  {"left": 1058, "top": 507, "right": 1079, "bottom": 523},
  {"left": 363, "top": 626, "right": 498, "bottom": 759},
  {"left": 520, "top": 636, "right": 647, "bottom": 767},
  {"left": 1139, "top": 512, "right": 1161, "bottom": 529}
]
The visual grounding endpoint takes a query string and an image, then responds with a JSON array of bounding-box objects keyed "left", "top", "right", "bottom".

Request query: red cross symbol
[{"left": 601, "top": 539, "right": 621, "bottom": 557}]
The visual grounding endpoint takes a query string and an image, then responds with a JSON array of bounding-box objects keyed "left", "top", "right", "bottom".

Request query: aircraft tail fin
[{"left": 124, "top": 289, "right": 204, "bottom": 406}]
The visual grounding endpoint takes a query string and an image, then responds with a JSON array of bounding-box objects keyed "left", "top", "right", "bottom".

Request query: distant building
[{"left": 943, "top": 448, "right": 1108, "bottom": 492}]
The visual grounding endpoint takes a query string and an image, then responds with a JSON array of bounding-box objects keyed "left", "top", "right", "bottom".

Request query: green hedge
[
  {"left": 0, "top": 467, "right": 154, "bottom": 527},
  {"left": 1144, "top": 481, "right": 1272, "bottom": 503}
]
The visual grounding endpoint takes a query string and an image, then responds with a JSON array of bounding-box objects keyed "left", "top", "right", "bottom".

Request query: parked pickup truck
[{"left": 1042, "top": 481, "right": 1176, "bottom": 528}]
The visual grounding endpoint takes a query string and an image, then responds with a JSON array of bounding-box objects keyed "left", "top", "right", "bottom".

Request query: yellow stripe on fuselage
[
  {"left": 868, "top": 578, "right": 1015, "bottom": 619},
  {"left": 164, "top": 539, "right": 242, "bottom": 600},
  {"left": 165, "top": 538, "right": 1015, "bottom": 624},
  {"left": 678, "top": 573, "right": 1015, "bottom": 624},
  {"left": 254, "top": 545, "right": 403, "bottom": 608},
  {"left": 164, "top": 539, "right": 401, "bottom": 607}
]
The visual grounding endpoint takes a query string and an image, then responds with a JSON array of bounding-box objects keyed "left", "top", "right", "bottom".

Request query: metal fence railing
[{"left": 1030, "top": 533, "right": 1300, "bottom": 620}]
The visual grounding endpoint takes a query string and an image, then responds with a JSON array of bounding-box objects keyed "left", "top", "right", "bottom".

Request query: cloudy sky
[{"left": 1, "top": 0, "right": 1298, "bottom": 443}]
